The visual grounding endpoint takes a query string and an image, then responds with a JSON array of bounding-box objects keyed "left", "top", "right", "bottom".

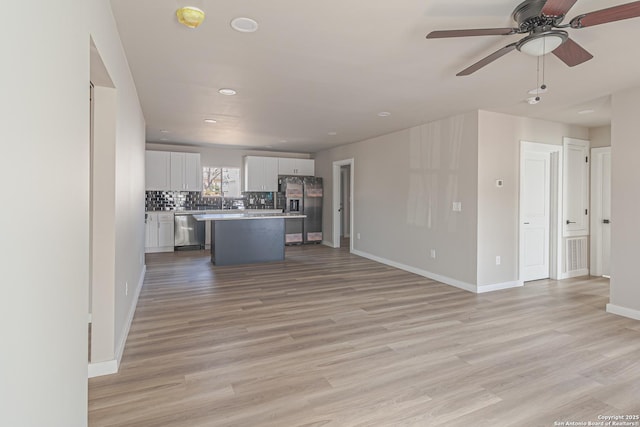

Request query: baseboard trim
[
  {"left": 115, "top": 265, "right": 146, "bottom": 365},
  {"left": 560, "top": 268, "right": 590, "bottom": 279},
  {"left": 88, "top": 359, "right": 118, "bottom": 378},
  {"left": 606, "top": 303, "right": 640, "bottom": 321},
  {"left": 88, "top": 265, "right": 146, "bottom": 378},
  {"left": 352, "top": 249, "right": 477, "bottom": 293},
  {"left": 322, "top": 240, "right": 336, "bottom": 248},
  {"left": 477, "top": 280, "right": 524, "bottom": 293}
]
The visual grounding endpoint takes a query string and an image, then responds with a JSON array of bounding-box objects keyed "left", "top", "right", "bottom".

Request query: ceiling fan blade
[
  {"left": 427, "top": 28, "right": 517, "bottom": 39},
  {"left": 572, "top": 1, "right": 640, "bottom": 28},
  {"left": 552, "top": 38, "right": 593, "bottom": 66},
  {"left": 541, "top": 0, "right": 579, "bottom": 17},
  {"left": 457, "top": 43, "right": 518, "bottom": 76}
]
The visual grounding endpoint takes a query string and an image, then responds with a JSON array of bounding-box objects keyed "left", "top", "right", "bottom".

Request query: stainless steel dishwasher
[{"left": 174, "top": 212, "right": 205, "bottom": 249}]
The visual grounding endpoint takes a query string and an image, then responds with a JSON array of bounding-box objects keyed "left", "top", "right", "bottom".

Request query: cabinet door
[
  {"left": 170, "top": 152, "right": 185, "bottom": 191},
  {"left": 296, "top": 159, "right": 315, "bottom": 176},
  {"left": 263, "top": 157, "right": 279, "bottom": 191},
  {"left": 145, "top": 151, "right": 170, "bottom": 191},
  {"left": 244, "top": 156, "right": 264, "bottom": 191},
  {"left": 145, "top": 213, "right": 158, "bottom": 249},
  {"left": 563, "top": 138, "right": 590, "bottom": 236},
  {"left": 278, "top": 158, "right": 296, "bottom": 175},
  {"left": 157, "top": 213, "right": 175, "bottom": 247},
  {"left": 184, "top": 153, "right": 202, "bottom": 191}
]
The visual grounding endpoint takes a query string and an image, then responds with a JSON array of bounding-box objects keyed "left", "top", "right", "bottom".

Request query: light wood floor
[{"left": 89, "top": 245, "right": 640, "bottom": 427}]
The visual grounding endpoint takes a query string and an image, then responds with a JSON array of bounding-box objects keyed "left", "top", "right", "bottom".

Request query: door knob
[
  {"left": 603, "top": 219, "right": 610, "bottom": 224},
  {"left": 566, "top": 220, "right": 576, "bottom": 224}
]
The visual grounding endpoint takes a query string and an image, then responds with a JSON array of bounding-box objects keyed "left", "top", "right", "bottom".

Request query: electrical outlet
[
  {"left": 125, "top": 282, "right": 129, "bottom": 296},
  {"left": 357, "top": 233, "right": 361, "bottom": 240},
  {"left": 496, "top": 256, "right": 501, "bottom": 265}
]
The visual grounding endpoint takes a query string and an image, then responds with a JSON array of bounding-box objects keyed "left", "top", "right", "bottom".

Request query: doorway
[
  {"left": 590, "top": 147, "right": 611, "bottom": 277},
  {"left": 340, "top": 165, "right": 351, "bottom": 246},
  {"left": 332, "top": 159, "right": 354, "bottom": 251},
  {"left": 519, "top": 141, "right": 563, "bottom": 282}
]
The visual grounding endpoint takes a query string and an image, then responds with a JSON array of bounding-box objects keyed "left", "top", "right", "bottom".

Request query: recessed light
[
  {"left": 231, "top": 17, "right": 258, "bottom": 33},
  {"left": 204, "top": 118, "right": 217, "bottom": 123},
  {"left": 377, "top": 111, "right": 391, "bottom": 117},
  {"left": 328, "top": 132, "right": 337, "bottom": 136},
  {"left": 218, "top": 88, "right": 237, "bottom": 96},
  {"left": 578, "top": 109, "right": 595, "bottom": 115}
]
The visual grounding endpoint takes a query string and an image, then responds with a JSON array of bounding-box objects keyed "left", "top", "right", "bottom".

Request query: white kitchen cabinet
[
  {"left": 278, "top": 158, "right": 315, "bottom": 176},
  {"left": 244, "top": 156, "right": 278, "bottom": 191},
  {"left": 145, "top": 212, "right": 175, "bottom": 253},
  {"left": 170, "top": 152, "right": 202, "bottom": 191},
  {"left": 145, "top": 151, "right": 171, "bottom": 191}
]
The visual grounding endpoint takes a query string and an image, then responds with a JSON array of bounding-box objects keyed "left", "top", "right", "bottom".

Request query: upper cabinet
[
  {"left": 244, "top": 156, "right": 278, "bottom": 192},
  {"left": 278, "top": 158, "right": 314, "bottom": 176},
  {"left": 563, "top": 138, "right": 590, "bottom": 237},
  {"left": 145, "top": 151, "right": 201, "bottom": 192},
  {"left": 170, "top": 152, "right": 202, "bottom": 191},
  {"left": 145, "top": 151, "right": 171, "bottom": 191}
]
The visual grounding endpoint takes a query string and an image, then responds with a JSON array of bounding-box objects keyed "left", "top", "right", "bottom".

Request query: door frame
[
  {"left": 590, "top": 147, "right": 611, "bottom": 277},
  {"left": 332, "top": 158, "right": 354, "bottom": 251},
  {"left": 519, "top": 141, "right": 563, "bottom": 281}
]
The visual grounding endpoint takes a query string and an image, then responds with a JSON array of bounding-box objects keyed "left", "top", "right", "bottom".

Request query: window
[{"left": 202, "top": 167, "right": 241, "bottom": 197}]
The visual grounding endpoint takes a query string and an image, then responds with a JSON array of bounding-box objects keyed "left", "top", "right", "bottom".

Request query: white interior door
[
  {"left": 591, "top": 147, "right": 611, "bottom": 277},
  {"left": 521, "top": 150, "right": 551, "bottom": 281}
]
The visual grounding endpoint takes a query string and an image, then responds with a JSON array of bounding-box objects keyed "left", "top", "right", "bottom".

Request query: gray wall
[
  {"left": 589, "top": 125, "right": 611, "bottom": 148},
  {"left": 316, "top": 112, "right": 480, "bottom": 287},
  {"left": 477, "top": 111, "right": 589, "bottom": 286},
  {"left": 316, "top": 110, "right": 590, "bottom": 290},
  {"left": 610, "top": 87, "right": 640, "bottom": 315}
]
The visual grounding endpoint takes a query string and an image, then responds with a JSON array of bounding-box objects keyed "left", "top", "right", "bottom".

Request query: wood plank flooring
[{"left": 89, "top": 245, "right": 640, "bottom": 426}]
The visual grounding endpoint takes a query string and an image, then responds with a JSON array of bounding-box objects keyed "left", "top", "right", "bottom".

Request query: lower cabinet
[{"left": 145, "top": 212, "right": 175, "bottom": 253}]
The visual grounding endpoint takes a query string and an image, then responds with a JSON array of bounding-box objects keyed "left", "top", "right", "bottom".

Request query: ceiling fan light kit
[
  {"left": 517, "top": 30, "right": 567, "bottom": 56},
  {"left": 426, "top": 0, "right": 640, "bottom": 75}
]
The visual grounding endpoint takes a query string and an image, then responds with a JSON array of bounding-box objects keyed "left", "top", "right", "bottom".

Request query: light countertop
[{"left": 193, "top": 212, "right": 306, "bottom": 221}]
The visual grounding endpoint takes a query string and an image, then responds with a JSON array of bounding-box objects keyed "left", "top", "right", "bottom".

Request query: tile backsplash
[{"left": 145, "top": 191, "right": 276, "bottom": 211}]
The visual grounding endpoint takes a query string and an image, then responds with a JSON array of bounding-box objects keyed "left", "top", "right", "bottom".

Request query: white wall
[
  {"left": 0, "top": 1, "right": 89, "bottom": 425},
  {"left": 89, "top": 0, "right": 146, "bottom": 371},
  {"left": 0, "top": 0, "right": 145, "bottom": 423},
  {"left": 477, "top": 111, "right": 589, "bottom": 287},
  {"left": 609, "top": 87, "right": 640, "bottom": 319}
]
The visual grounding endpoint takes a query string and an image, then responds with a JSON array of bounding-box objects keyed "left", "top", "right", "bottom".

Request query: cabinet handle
[
  {"left": 566, "top": 220, "right": 576, "bottom": 224},
  {"left": 603, "top": 219, "right": 610, "bottom": 224}
]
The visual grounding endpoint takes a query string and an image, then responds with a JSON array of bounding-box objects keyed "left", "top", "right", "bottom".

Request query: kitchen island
[{"left": 193, "top": 212, "right": 306, "bottom": 266}]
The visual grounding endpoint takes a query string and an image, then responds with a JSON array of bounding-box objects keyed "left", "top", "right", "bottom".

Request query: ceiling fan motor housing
[{"left": 513, "top": 0, "right": 565, "bottom": 32}]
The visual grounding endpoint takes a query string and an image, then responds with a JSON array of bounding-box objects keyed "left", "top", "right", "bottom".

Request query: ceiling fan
[{"left": 427, "top": 0, "right": 640, "bottom": 76}]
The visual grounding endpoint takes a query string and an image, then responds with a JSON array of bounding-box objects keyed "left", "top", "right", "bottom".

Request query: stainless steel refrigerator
[{"left": 279, "top": 176, "right": 323, "bottom": 244}]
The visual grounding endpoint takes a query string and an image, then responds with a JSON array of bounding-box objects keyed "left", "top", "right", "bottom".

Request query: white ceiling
[{"left": 109, "top": 0, "right": 640, "bottom": 153}]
